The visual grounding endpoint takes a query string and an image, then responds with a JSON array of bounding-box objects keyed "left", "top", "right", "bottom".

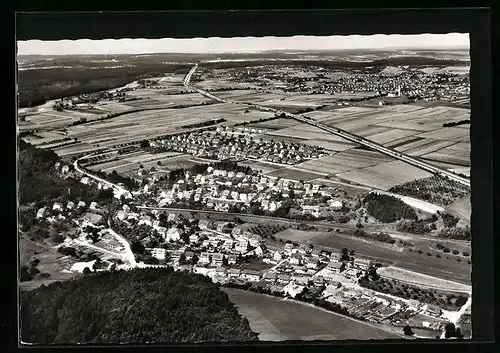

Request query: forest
[
  {"left": 18, "top": 141, "right": 113, "bottom": 205},
  {"left": 362, "top": 193, "right": 418, "bottom": 223},
  {"left": 20, "top": 268, "right": 258, "bottom": 344}
]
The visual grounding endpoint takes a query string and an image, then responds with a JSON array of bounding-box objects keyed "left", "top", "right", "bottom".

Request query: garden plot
[{"left": 337, "top": 160, "right": 433, "bottom": 190}]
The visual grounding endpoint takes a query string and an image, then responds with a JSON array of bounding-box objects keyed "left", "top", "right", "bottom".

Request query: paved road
[
  {"left": 74, "top": 154, "right": 133, "bottom": 199},
  {"left": 183, "top": 64, "right": 470, "bottom": 187}
]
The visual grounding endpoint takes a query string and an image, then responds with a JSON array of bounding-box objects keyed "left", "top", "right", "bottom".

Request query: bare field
[
  {"left": 222, "top": 288, "right": 402, "bottom": 341},
  {"left": 377, "top": 267, "right": 471, "bottom": 293},
  {"left": 266, "top": 168, "right": 324, "bottom": 182},
  {"left": 445, "top": 195, "right": 471, "bottom": 224},
  {"left": 337, "top": 160, "right": 433, "bottom": 190}
]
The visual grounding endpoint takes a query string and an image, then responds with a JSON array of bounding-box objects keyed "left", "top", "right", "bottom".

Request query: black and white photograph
[{"left": 17, "top": 21, "right": 477, "bottom": 344}]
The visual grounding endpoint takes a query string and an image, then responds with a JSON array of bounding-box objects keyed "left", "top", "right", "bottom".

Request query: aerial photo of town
[{"left": 17, "top": 33, "right": 472, "bottom": 344}]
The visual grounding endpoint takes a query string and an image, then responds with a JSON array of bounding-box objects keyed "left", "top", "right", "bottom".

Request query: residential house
[
  {"left": 170, "top": 250, "right": 184, "bottom": 260},
  {"left": 330, "top": 252, "right": 342, "bottom": 262},
  {"left": 66, "top": 201, "right": 75, "bottom": 210},
  {"left": 313, "top": 276, "right": 325, "bottom": 286},
  {"left": 425, "top": 304, "right": 442, "bottom": 318},
  {"left": 353, "top": 258, "right": 371, "bottom": 271},
  {"left": 284, "top": 243, "right": 295, "bottom": 254},
  {"left": 302, "top": 205, "right": 321, "bottom": 218},
  {"left": 166, "top": 227, "right": 184, "bottom": 242},
  {"left": 327, "top": 261, "right": 345, "bottom": 274},
  {"left": 211, "top": 253, "right": 225, "bottom": 267},
  {"left": 246, "top": 233, "right": 262, "bottom": 247},
  {"left": 243, "top": 270, "right": 261, "bottom": 282},
  {"left": 290, "top": 252, "right": 303, "bottom": 266},
  {"left": 235, "top": 240, "right": 249, "bottom": 253},
  {"left": 167, "top": 213, "right": 177, "bottom": 222},
  {"left": 151, "top": 248, "right": 166, "bottom": 260},
  {"left": 80, "top": 177, "right": 90, "bottom": 185},
  {"left": 198, "top": 220, "right": 209, "bottom": 229},
  {"left": 184, "top": 251, "right": 195, "bottom": 262},
  {"left": 227, "top": 254, "right": 238, "bottom": 265},
  {"left": 342, "top": 268, "right": 359, "bottom": 279},
  {"left": 273, "top": 251, "right": 284, "bottom": 262},
  {"left": 227, "top": 268, "right": 241, "bottom": 278},
  {"left": 51, "top": 202, "right": 63, "bottom": 211},
  {"left": 232, "top": 228, "right": 242, "bottom": 240},
  {"left": 36, "top": 207, "right": 48, "bottom": 219},
  {"left": 89, "top": 202, "right": 99, "bottom": 211},
  {"left": 305, "top": 257, "right": 320, "bottom": 269},
  {"left": 328, "top": 200, "right": 343, "bottom": 210},
  {"left": 292, "top": 275, "right": 309, "bottom": 286},
  {"left": 277, "top": 273, "right": 291, "bottom": 284},
  {"left": 77, "top": 201, "right": 86, "bottom": 208},
  {"left": 253, "top": 244, "right": 267, "bottom": 257},
  {"left": 263, "top": 272, "right": 277, "bottom": 282},
  {"left": 215, "top": 267, "right": 227, "bottom": 277},
  {"left": 198, "top": 252, "right": 211, "bottom": 265},
  {"left": 407, "top": 299, "right": 421, "bottom": 311}
]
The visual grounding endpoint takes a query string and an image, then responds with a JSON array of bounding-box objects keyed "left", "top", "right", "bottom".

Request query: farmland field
[
  {"left": 377, "top": 266, "right": 471, "bottom": 293},
  {"left": 445, "top": 195, "right": 471, "bottom": 224},
  {"left": 337, "top": 160, "right": 433, "bottom": 190},
  {"left": 222, "top": 288, "right": 403, "bottom": 341},
  {"left": 266, "top": 168, "right": 325, "bottom": 182}
]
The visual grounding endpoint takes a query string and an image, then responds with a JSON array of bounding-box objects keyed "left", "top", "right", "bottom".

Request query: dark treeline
[
  {"left": 362, "top": 193, "right": 418, "bottom": 223},
  {"left": 181, "top": 118, "right": 226, "bottom": 129},
  {"left": 20, "top": 268, "right": 258, "bottom": 344},
  {"left": 91, "top": 169, "right": 140, "bottom": 191},
  {"left": 443, "top": 119, "right": 470, "bottom": 128},
  {"left": 18, "top": 142, "right": 113, "bottom": 205},
  {"left": 18, "top": 64, "right": 192, "bottom": 108}
]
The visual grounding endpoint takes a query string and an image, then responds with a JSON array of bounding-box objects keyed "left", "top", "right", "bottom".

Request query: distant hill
[{"left": 20, "top": 268, "right": 258, "bottom": 344}]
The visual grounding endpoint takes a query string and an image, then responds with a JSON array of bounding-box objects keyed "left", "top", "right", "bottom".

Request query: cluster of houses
[
  {"left": 148, "top": 126, "right": 326, "bottom": 165},
  {"left": 151, "top": 166, "right": 344, "bottom": 217}
]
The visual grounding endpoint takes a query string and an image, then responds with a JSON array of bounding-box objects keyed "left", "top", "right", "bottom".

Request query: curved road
[{"left": 183, "top": 64, "right": 470, "bottom": 187}]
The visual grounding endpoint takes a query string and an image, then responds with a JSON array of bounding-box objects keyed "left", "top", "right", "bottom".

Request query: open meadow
[{"left": 222, "top": 288, "right": 403, "bottom": 341}]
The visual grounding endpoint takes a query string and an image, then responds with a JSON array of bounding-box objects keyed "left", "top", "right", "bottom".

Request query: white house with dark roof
[
  {"left": 211, "top": 253, "right": 225, "bottom": 267},
  {"left": 327, "top": 261, "right": 345, "bottom": 273},
  {"left": 290, "top": 252, "right": 303, "bottom": 266},
  {"left": 263, "top": 272, "right": 277, "bottom": 282},
  {"left": 353, "top": 258, "right": 371, "bottom": 271},
  {"left": 166, "top": 227, "right": 184, "bottom": 242},
  {"left": 198, "top": 252, "right": 211, "bottom": 265},
  {"left": 66, "top": 201, "right": 75, "bottom": 210},
  {"left": 52, "top": 202, "right": 63, "bottom": 211},
  {"left": 227, "top": 254, "right": 238, "bottom": 265}
]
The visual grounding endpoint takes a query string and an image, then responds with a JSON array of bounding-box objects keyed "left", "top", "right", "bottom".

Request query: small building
[
  {"left": 184, "top": 251, "right": 195, "bottom": 261},
  {"left": 330, "top": 252, "right": 341, "bottom": 262},
  {"left": 227, "top": 268, "right": 241, "bottom": 278},
  {"left": 52, "top": 202, "right": 63, "bottom": 211},
  {"left": 277, "top": 273, "right": 291, "bottom": 284},
  {"left": 407, "top": 299, "right": 421, "bottom": 311},
  {"left": 77, "top": 201, "right": 86, "bottom": 208},
  {"left": 211, "top": 253, "right": 225, "bottom": 267},
  {"left": 189, "top": 234, "right": 199, "bottom": 243},
  {"left": 227, "top": 254, "right": 238, "bottom": 265},
  {"left": 425, "top": 304, "right": 442, "bottom": 318},
  {"left": 243, "top": 270, "right": 261, "bottom": 282},
  {"left": 66, "top": 201, "right": 75, "bottom": 210},
  {"left": 284, "top": 243, "right": 295, "bottom": 253},
  {"left": 36, "top": 207, "right": 48, "bottom": 219},
  {"left": 290, "top": 252, "right": 303, "bottom": 266},
  {"left": 263, "top": 272, "right": 277, "bottom": 282},
  {"left": 353, "top": 258, "right": 371, "bottom": 271},
  {"left": 89, "top": 202, "right": 99, "bottom": 211},
  {"left": 151, "top": 248, "right": 166, "bottom": 260},
  {"left": 166, "top": 227, "right": 184, "bottom": 242},
  {"left": 254, "top": 244, "right": 267, "bottom": 257},
  {"left": 313, "top": 276, "right": 325, "bottom": 286},
  {"left": 80, "top": 177, "right": 90, "bottom": 185},
  {"left": 170, "top": 250, "right": 184, "bottom": 260},
  {"left": 198, "top": 252, "right": 211, "bottom": 265},
  {"left": 273, "top": 251, "right": 284, "bottom": 262},
  {"left": 215, "top": 267, "right": 227, "bottom": 276},
  {"left": 198, "top": 219, "right": 209, "bottom": 229},
  {"left": 327, "top": 261, "right": 345, "bottom": 273}
]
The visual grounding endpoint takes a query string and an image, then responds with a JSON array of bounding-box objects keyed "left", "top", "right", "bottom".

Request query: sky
[{"left": 17, "top": 33, "right": 469, "bottom": 56}]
